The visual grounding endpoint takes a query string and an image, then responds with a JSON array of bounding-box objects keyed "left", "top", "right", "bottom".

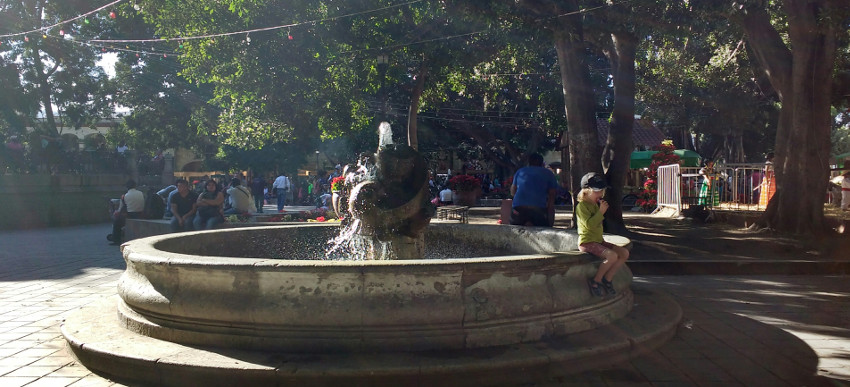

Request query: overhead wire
[
  {"left": 5, "top": 0, "right": 630, "bottom": 61},
  {"left": 0, "top": 0, "right": 127, "bottom": 38},
  {"left": 2, "top": 0, "right": 636, "bottom": 132},
  {"left": 88, "top": 0, "right": 425, "bottom": 44}
]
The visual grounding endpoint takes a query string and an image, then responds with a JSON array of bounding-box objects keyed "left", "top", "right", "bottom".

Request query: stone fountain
[
  {"left": 62, "top": 124, "right": 681, "bottom": 386},
  {"left": 339, "top": 122, "right": 433, "bottom": 260}
]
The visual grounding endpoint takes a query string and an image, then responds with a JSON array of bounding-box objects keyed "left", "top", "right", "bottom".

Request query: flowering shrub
[
  {"left": 225, "top": 214, "right": 250, "bottom": 223},
  {"left": 636, "top": 140, "right": 680, "bottom": 211},
  {"left": 330, "top": 176, "right": 345, "bottom": 192},
  {"left": 267, "top": 208, "right": 341, "bottom": 222},
  {"left": 448, "top": 174, "right": 481, "bottom": 192}
]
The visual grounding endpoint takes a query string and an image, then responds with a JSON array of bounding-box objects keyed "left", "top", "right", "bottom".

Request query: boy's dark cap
[{"left": 581, "top": 172, "right": 607, "bottom": 191}]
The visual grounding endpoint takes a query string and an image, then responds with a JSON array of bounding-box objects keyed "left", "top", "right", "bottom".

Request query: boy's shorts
[{"left": 578, "top": 241, "right": 616, "bottom": 258}]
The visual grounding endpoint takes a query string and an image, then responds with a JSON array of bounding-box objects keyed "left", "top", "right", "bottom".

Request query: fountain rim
[{"left": 122, "top": 223, "right": 601, "bottom": 267}]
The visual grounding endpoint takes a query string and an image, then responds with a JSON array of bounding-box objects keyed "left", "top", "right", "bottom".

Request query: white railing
[
  {"left": 655, "top": 163, "right": 771, "bottom": 214},
  {"left": 656, "top": 164, "right": 681, "bottom": 213}
]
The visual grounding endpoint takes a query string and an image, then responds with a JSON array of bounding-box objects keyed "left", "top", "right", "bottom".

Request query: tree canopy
[{"left": 2, "top": 0, "right": 849, "bottom": 235}]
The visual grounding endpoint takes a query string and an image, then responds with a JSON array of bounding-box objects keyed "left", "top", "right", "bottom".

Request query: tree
[
  {"left": 105, "top": 3, "right": 218, "bottom": 154},
  {"left": 139, "top": 0, "right": 356, "bottom": 150},
  {"left": 413, "top": 27, "right": 566, "bottom": 177},
  {"left": 635, "top": 5, "right": 778, "bottom": 162},
  {"left": 0, "top": 0, "right": 112, "bottom": 139},
  {"left": 515, "top": 1, "right": 601, "bottom": 194},
  {"left": 0, "top": 57, "right": 32, "bottom": 134},
  {"left": 729, "top": 0, "right": 846, "bottom": 234}
]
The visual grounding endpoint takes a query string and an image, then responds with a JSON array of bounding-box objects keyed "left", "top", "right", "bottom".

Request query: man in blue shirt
[{"left": 510, "top": 153, "right": 558, "bottom": 227}]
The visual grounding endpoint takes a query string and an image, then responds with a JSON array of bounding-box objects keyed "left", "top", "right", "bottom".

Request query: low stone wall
[
  {"left": 0, "top": 174, "right": 127, "bottom": 230},
  {"left": 124, "top": 219, "right": 274, "bottom": 241}
]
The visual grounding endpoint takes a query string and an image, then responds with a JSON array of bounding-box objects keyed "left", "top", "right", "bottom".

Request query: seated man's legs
[
  {"left": 169, "top": 216, "right": 181, "bottom": 232},
  {"left": 510, "top": 206, "right": 549, "bottom": 227},
  {"left": 170, "top": 215, "right": 195, "bottom": 232}
]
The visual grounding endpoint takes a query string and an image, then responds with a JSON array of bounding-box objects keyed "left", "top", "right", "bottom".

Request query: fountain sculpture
[
  {"left": 62, "top": 123, "right": 681, "bottom": 386},
  {"left": 339, "top": 122, "right": 434, "bottom": 260}
]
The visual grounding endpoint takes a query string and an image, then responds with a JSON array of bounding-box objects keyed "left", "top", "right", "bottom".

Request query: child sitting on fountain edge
[{"left": 575, "top": 172, "right": 629, "bottom": 297}]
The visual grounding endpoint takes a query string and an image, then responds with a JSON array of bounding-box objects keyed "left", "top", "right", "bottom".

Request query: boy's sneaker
[
  {"left": 587, "top": 278, "right": 604, "bottom": 297},
  {"left": 601, "top": 278, "right": 616, "bottom": 296}
]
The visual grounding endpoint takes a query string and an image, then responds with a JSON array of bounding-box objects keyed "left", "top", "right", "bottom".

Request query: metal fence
[
  {"left": 657, "top": 163, "right": 771, "bottom": 214},
  {"left": 656, "top": 164, "right": 682, "bottom": 213}
]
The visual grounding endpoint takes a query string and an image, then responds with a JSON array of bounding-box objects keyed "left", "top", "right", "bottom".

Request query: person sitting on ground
[
  {"left": 194, "top": 180, "right": 225, "bottom": 230},
  {"left": 510, "top": 153, "right": 558, "bottom": 227},
  {"left": 575, "top": 172, "right": 629, "bottom": 297},
  {"left": 224, "top": 178, "right": 252, "bottom": 216},
  {"left": 109, "top": 179, "right": 145, "bottom": 245},
  {"left": 169, "top": 179, "right": 198, "bottom": 232}
]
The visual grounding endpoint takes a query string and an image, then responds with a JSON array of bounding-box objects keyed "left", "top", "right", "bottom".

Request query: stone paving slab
[{"left": 0, "top": 223, "right": 848, "bottom": 386}]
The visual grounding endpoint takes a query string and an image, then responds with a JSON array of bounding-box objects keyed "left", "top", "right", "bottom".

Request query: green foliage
[
  {"left": 635, "top": 5, "right": 777, "bottom": 161},
  {"left": 1, "top": 0, "right": 112, "bottom": 137},
  {"left": 833, "top": 109, "right": 850, "bottom": 157}
]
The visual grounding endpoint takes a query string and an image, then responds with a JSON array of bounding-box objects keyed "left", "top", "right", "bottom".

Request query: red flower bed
[
  {"left": 636, "top": 140, "right": 680, "bottom": 212},
  {"left": 448, "top": 174, "right": 481, "bottom": 192}
]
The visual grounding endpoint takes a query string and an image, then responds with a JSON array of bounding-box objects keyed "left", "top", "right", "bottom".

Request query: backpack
[{"left": 144, "top": 188, "right": 166, "bottom": 219}]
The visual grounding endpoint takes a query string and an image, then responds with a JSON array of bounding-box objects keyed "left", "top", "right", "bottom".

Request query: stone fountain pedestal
[
  {"left": 64, "top": 288, "right": 679, "bottom": 387},
  {"left": 62, "top": 224, "right": 681, "bottom": 386}
]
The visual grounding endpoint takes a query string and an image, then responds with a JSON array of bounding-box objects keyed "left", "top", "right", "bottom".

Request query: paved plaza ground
[{"left": 0, "top": 211, "right": 848, "bottom": 386}]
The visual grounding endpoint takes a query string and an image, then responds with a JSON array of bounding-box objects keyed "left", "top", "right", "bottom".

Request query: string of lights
[
  {"left": 364, "top": 100, "right": 542, "bottom": 117},
  {"left": 89, "top": 0, "right": 425, "bottom": 43},
  {"left": 362, "top": 101, "right": 546, "bottom": 129},
  {"left": 1, "top": 0, "right": 632, "bottom": 84},
  {"left": 0, "top": 0, "right": 127, "bottom": 38}
]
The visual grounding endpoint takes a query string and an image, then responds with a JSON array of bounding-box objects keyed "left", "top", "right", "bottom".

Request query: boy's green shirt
[{"left": 575, "top": 200, "right": 604, "bottom": 245}]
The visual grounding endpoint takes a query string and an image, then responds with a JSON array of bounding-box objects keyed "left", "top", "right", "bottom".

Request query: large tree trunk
[
  {"left": 552, "top": 14, "right": 600, "bottom": 195},
  {"left": 601, "top": 32, "right": 637, "bottom": 235},
  {"left": 739, "top": 0, "right": 837, "bottom": 235},
  {"left": 407, "top": 58, "right": 428, "bottom": 150},
  {"left": 26, "top": 1, "right": 60, "bottom": 138}
]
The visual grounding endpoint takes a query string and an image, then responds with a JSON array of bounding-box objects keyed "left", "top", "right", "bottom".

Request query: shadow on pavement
[{"left": 0, "top": 223, "right": 125, "bottom": 281}]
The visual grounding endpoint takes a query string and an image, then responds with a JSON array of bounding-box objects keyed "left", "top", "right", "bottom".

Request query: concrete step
[
  {"left": 62, "top": 286, "right": 681, "bottom": 387},
  {"left": 629, "top": 260, "right": 850, "bottom": 275}
]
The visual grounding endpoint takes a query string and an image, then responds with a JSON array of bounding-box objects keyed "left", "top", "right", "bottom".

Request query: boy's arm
[{"left": 575, "top": 202, "right": 604, "bottom": 228}]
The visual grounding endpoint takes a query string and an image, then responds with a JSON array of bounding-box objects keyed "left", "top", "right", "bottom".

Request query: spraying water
[{"left": 324, "top": 122, "right": 434, "bottom": 260}]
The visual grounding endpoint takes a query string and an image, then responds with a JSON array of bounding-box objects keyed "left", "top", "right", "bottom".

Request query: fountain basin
[{"left": 117, "top": 223, "right": 633, "bottom": 352}]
